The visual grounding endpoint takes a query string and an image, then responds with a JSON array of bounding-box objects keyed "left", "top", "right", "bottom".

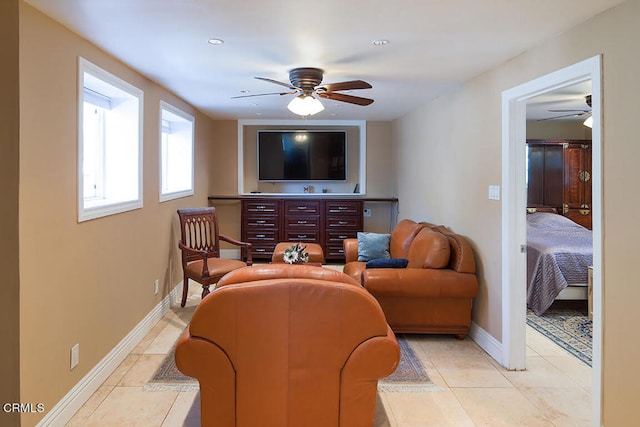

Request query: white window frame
[
  {"left": 78, "top": 57, "right": 144, "bottom": 222},
  {"left": 159, "top": 101, "right": 195, "bottom": 202}
]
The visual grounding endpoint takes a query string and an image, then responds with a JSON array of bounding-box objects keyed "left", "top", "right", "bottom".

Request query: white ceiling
[
  {"left": 25, "top": 0, "right": 623, "bottom": 121},
  {"left": 527, "top": 81, "right": 592, "bottom": 123}
]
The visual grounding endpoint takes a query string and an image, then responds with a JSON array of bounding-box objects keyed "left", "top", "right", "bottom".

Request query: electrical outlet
[
  {"left": 70, "top": 344, "right": 79, "bottom": 370},
  {"left": 363, "top": 208, "right": 372, "bottom": 217},
  {"left": 154, "top": 279, "right": 159, "bottom": 295}
]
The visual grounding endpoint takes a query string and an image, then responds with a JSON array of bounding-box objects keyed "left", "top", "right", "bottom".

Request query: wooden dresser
[
  {"left": 241, "top": 197, "right": 364, "bottom": 261},
  {"left": 526, "top": 139, "right": 592, "bottom": 229}
]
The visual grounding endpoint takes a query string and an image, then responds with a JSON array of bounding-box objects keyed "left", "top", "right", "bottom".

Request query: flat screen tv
[{"left": 258, "top": 130, "right": 347, "bottom": 181}]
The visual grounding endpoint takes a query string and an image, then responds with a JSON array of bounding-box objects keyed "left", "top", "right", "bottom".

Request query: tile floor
[{"left": 66, "top": 275, "right": 592, "bottom": 427}]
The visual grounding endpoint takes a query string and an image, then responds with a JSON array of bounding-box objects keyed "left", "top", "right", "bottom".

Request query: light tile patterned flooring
[{"left": 67, "top": 273, "right": 592, "bottom": 426}]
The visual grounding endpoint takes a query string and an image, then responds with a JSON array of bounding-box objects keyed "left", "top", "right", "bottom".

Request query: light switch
[{"left": 488, "top": 185, "right": 501, "bottom": 200}]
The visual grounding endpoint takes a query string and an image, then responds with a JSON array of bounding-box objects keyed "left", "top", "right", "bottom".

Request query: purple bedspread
[{"left": 526, "top": 213, "right": 592, "bottom": 315}]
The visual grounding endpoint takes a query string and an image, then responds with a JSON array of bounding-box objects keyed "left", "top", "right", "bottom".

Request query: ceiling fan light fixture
[
  {"left": 583, "top": 116, "right": 593, "bottom": 128},
  {"left": 287, "top": 94, "right": 324, "bottom": 116}
]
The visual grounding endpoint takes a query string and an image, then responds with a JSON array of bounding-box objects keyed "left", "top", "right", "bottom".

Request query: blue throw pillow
[
  {"left": 357, "top": 232, "right": 391, "bottom": 262},
  {"left": 366, "top": 258, "right": 409, "bottom": 269}
]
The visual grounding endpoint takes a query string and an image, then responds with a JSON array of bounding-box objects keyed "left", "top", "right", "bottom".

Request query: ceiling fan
[
  {"left": 232, "top": 67, "right": 374, "bottom": 116},
  {"left": 538, "top": 94, "right": 592, "bottom": 122}
]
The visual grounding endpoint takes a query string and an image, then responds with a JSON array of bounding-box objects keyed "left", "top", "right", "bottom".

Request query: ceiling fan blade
[
  {"left": 231, "top": 91, "right": 297, "bottom": 99},
  {"left": 537, "top": 112, "right": 590, "bottom": 121},
  {"left": 255, "top": 76, "right": 298, "bottom": 90},
  {"left": 548, "top": 109, "right": 590, "bottom": 112},
  {"left": 318, "top": 92, "right": 374, "bottom": 106},
  {"left": 317, "top": 80, "right": 372, "bottom": 92}
]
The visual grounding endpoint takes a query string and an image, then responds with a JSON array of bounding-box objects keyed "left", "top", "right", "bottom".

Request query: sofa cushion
[
  {"left": 407, "top": 228, "right": 450, "bottom": 269},
  {"left": 366, "top": 258, "right": 409, "bottom": 269},
  {"left": 357, "top": 232, "right": 391, "bottom": 261},
  {"left": 389, "top": 219, "right": 425, "bottom": 258}
]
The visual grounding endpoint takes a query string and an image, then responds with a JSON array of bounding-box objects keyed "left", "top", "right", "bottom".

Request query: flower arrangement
[{"left": 283, "top": 242, "right": 309, "bottom": 264}]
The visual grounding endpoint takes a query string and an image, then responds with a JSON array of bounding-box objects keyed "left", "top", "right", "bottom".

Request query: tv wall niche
[{"left": 238, "top": 120, "right": 365, "bottom": 195}]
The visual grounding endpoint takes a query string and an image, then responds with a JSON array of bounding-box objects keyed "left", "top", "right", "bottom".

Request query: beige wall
[
  {"left": 364, "top": 121, "right": 396, "bottom": 233},
  {"left": 207, "top": 120, "right": 243, "bottom": 246},
  {"left": 392, "top": 0, "right": 640, "bottom": 423},
  {"left": 0, "top": 1, "right": 21, "bottom": 426},
  {"left": 526, "top": 120, "right": 592, "bottom": 140},
  {"left": 17, "top": 4, "right": 217, "bottom": 425}
]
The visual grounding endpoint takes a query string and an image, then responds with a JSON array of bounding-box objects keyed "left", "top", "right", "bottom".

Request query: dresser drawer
[
  {"left": 284, "top": 200, "right": 321, "bottom": 215},
  {"left": 326, "top": 216, "right": 361, "bottom": 229},
  {"left": 326, "top": 244, "right": 346, "bottom": 259},
  {"left": 326, "top": 230, "right": 358, "bottom": 244},
  {"left": 250, "top": 245, "right": 274, "bottom": 258},
  {"left": 244, "top": 200, "right": 280, "bottom": 214},
  {"left": 325, "top": 200, "right": 362, "bottom": 215},
  {"left": 245, "top": 230, "right": 278, "bottom": 244},
  {"left": 285, "top": 216, "right": 320, "bottom": 229},
  {"left": 284, "top": 231, "right": 321, "bottom": 242},
  {"left": 244, "top": 215, "right": 280, "bottom": 229},
  {"left": 325, "top": 230, "right": 357, "bottom": 259}
]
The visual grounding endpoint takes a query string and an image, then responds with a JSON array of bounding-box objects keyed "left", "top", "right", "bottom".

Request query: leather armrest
[
  {"left": 175, "top": 329, "right": 235, "bottom": 386},
  {"left": 343, "top": 238, "right": 359, "bottom": 263},
  {"left": 175, "top": 329, "right": 236, "bottom": 425},
  {"left": 362, "top": 268, "right": 478, "bottom": 298},
  {"left": 342, "top": 326, "right": 399, "bottom": 380},
  {"left": 339, "top": 326, "right": 400, "bottom": 426}
]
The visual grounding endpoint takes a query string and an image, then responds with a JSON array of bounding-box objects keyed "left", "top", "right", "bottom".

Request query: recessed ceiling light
[
  {"left": 372, "top": 39, "right": 389, "bottom": 46},
  {"left": 207, "top": 38, "right": 224, "bottom": 45}
]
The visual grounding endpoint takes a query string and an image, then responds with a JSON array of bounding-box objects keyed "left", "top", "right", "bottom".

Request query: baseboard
[
  {"left": 36, "top": 283, "right": 181, "bottom": 427},
  {"left": 469, "top": 321, "right": 505, "bottom": 367}
]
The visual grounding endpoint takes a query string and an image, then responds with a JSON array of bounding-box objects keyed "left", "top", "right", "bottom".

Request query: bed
[{"left": 526, "top": 212, "right": 593, "bottom": 315}]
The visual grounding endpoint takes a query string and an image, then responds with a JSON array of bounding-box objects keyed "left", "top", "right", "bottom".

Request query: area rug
[
  {"left": 378, "top": 334, "right": 441, "bottom": 392},
  {"left": 527, "top": 307, "right": 592, "bottom": 366},
  {"left": 145, "top": 334, "right": 439, "bottom": 392}
]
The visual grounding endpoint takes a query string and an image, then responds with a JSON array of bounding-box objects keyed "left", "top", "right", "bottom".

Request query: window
[
  {"left": 78, "top": 58, "right": 143, "bottom": 222},
  {"left": 159, "top": 102, "right": 194, "bottom": 201}
]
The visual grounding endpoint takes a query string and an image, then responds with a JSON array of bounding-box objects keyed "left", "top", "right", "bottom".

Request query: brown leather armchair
[
  {"left": 343, "top": 219, "right": 479, "bottom": 339},
  {"left": 175, "top": 264, "right": 400, "bottom": 427}
]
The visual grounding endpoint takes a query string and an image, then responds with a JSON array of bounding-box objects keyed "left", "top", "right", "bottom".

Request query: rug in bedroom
[
  {"left": 145, "top": 334, "right": 440, "bottom": 392},
  {"left": 527, "top": 306, "right": 592, "bottom": 366}
]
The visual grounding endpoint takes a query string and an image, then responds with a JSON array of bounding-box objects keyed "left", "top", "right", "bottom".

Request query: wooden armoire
[{"left": 526, "top": 139, "right": 592, "bottom": 229}]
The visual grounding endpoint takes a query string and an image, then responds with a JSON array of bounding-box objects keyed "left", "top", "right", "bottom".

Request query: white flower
[
  {"left": 283, "top": 250, "right": 298, "bottom": 264},
  {"left": 283, "top": 242, "right": 309, "bottom": 264}
]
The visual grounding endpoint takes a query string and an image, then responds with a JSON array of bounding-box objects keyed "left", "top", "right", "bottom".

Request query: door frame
[{"left": 501, "top": 55, "right": 602, "bottom": 424}]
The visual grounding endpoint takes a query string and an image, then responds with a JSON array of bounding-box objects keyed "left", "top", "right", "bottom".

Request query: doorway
[{"left": 501, "top": 56, "right": 602, "bottom": 424}]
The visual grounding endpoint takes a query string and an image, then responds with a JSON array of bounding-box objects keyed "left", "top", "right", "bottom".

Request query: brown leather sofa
[
  {"left": 175, "top": 264, "right": 400, "bottom": 427},
  {"left": 343, "top": 219, "right": 478, "bottom": 339}
]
